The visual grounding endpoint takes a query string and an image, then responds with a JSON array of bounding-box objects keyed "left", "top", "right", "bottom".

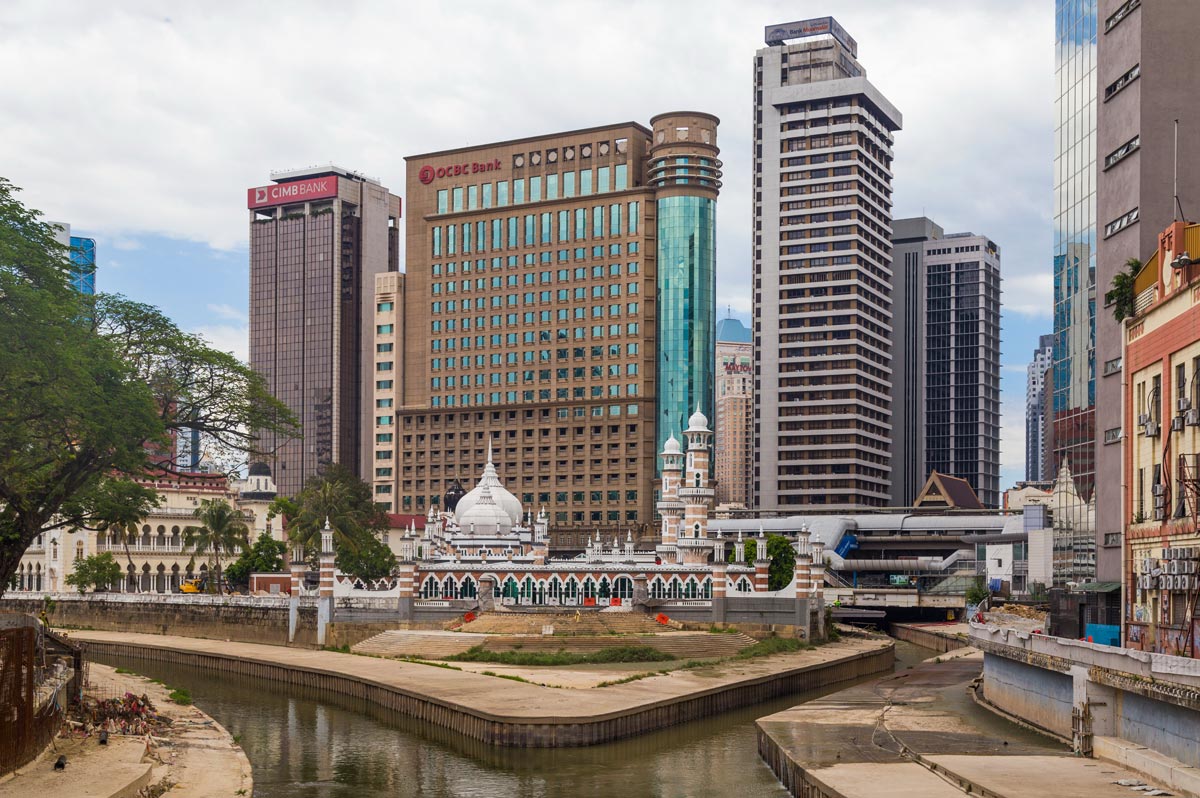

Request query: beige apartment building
[
  {"left": 373, "top": 117, "right": 721, "bottom": 529},
  {"left": 715, "top": 318, "right": 752, "bottom": 507}
]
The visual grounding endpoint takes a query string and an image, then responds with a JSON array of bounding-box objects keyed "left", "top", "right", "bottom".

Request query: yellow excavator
[{"left": 179, "top": 577, "right": 207, "bottom": 594}]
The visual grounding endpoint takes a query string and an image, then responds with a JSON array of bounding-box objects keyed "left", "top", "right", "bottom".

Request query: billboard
[
  {"left": 765, "top": 17, "right": 857, "bottom": 57},
  {"left": 247, "top": 175, "right": 339, "bottom": 209}
]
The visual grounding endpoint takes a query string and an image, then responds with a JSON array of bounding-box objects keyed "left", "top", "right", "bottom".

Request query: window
[
  {"left": 1104, "top": 207, "right": 1139, "bottom": 238},
  {"left": 377, "top": 301, "right": 394, "bottom": 312},
  {"left": 1104, "top": 63, "right": 1140, "bottom": 101},
  {"left": 1104, "top": 135, "right": 1140, "bottom": 170}
]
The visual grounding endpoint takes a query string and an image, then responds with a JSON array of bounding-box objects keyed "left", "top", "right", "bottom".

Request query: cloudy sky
[{"left": 1, "top": 0, "right": 1053, "bottom": 489}]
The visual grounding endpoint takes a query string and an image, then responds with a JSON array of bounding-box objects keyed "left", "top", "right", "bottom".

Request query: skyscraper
[
  {"left": 248, "top": 166, "right": 401, "bottom": 497},
  {"left": 1052, "top": 0, "right": 1098, "bottom": 583},
  {"left": 1093, "top": 0, "right": 1200, "bottom": 583},
  {"left": 1026, "top": 334, "right": 1054, "bottom": 482},
  {"left": 890, "top": 218, "right": 1002, "bottom": 508},
  {"left": 715, "top": 317, "right": 752, "bottom": 507},
  {"left": 48, "top": 222, "right": 97, "bottom": 295},
  {"left": 381, "top": 116, "right": 719, "bottom": 525},
  {"left": 752, "top": 18, "right": 902, "bottom": 510}
]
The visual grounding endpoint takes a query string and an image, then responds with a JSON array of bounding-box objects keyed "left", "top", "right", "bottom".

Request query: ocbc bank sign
[{"left": 417, "top": 159, "right": 503, "bottom": 185}]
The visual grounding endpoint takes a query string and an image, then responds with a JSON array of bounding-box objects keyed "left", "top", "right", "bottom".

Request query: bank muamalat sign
[
  {"left": 417, "top": 159, "right": 502, "bottom": 185},
  {"left": 247, "top": 175, "right": 340, "bottom": 209}
]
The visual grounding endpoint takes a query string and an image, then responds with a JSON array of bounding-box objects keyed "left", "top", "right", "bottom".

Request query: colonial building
[{"left": 1122, "top": 221, "right": 1200, "bottom": 657}]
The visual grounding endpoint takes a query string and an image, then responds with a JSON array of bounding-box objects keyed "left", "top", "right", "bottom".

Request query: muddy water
[{"left": 96, "top": 641, "right": 945, "bottom": 798}]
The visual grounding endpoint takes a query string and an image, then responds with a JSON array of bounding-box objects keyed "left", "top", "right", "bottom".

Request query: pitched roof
[{"left": 913, "top": 471, "right": 984, "bottom": 510}]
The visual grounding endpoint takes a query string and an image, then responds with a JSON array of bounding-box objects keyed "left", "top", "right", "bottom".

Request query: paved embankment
[
  {"left": 889, "top": 622, "right": 971, "bottom": 653},
  {"left": 73, "top": 629, "right": 893, "bottom": 748},
  {"left": 757, "top": 652, "right": 1183, "bottom": 798},
  {"left": 0, "top": 663, "right": 251, "bottom": 798}
]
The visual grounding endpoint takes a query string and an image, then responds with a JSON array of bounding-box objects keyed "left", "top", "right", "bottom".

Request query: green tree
[
  {"left": 64, "top": 552, "right": 123, "bottom": 594},
  {"left": 0, "top": 178, "right": 297, "bottom": 596},
  {"left": 184, "top": 498, "right": 250, "bottom": 594},
  {"left": 223, "top": 533, "right": 288, "bottom": 590},
  {"left": 1104, "top": 257, "right": 1143, "bottom": 322},
  {"left": 727, "top": 535, "right": 797, "bottom": 590},
  {"left": 272, "top": 464, "right": 391, "bottom": 579}
]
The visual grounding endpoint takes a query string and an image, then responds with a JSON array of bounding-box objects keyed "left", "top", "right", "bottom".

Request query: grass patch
[
  {"left": 708, "top": 625, "right": 740, "bottom": 634},
  {"left": 734, "top": 636, "right": 812, "bottom": 659},
  {"left": 323, "top": 643, "right": 352, "bottom": 653},
  {"left": 446, "top": 645, "right": 674, "bottom": 666},
  {"left": 596, "top": 671, "right": 660, "bottom": 687},
  {"left": 114, "top": 667, "right": 135, "bottom": 675},
  {"left": 167, "top": 687, "right": 192, "bottom": 705}
]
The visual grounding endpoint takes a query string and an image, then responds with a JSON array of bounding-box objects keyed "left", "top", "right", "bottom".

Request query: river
[{"left": 96, "top": 641, "right": 938, "bottom": 798}]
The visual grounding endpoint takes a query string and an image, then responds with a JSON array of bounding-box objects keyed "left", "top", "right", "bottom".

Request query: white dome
[
  {"left": 686, "top": 406, "right": 710, "bottom": 433},
  {"left": 662, "top": 434, "right": 681, "bottom": 455},
  {"left": 454, "top": 442, "right": 523, "bottom": 527},
  {"left": 458, "top": 483, "right": 513, "bottom": 535}
]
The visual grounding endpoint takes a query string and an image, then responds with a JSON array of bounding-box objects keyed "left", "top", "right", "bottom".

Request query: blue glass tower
[
  {"left": 649, "top": 113, "right": 722, "bottom": 466},
  {"left": 69, "top": 235, "right": 96, "bottom": 295}
]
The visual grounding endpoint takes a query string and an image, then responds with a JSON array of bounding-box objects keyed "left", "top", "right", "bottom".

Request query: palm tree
[
  {"left": 282, "top": 479, "right": 367, "bottom": 556},
  {"left": 184, "top": 498, "right": 249, "bottom": 594},
  {"left": 1105, "top": 257, "right": 1143, "bottom": 322}
]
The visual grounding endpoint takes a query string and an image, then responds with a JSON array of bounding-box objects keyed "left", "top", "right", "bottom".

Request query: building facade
[
  {"left": 1122, "top": 221, "right": 1200, "bottom": 658},
  {"left": 1094, "top": 0, "right": 1200, "bottom": 584},
  {"left": 752, "top": 18, "right": 902, "bottom": 510},
  {"left": 715, "top": 318, "right": 752, "bottom": 507},
  {"left": 889, "top": 218, "right": 1002, "bottom": 508},
  {"left": 1026, "top": 334, "right": 1054, "bottom": 481},
  {"left": 1051, "top": 0, "right": 1099, "bottom": 584},
  {"left": 247, "top": 166, "right": 401, "bottom": 497},
  {"left": 49, "top": 222, "right": 97, "bottom": 295},
  {"left": 381, "top": 117, "right": 719, "bottom": 527}
]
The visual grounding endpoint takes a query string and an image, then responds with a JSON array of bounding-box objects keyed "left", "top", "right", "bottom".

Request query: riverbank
[
  {"left": 73, "top": 629, "right": 894, "bottom": 748},
  {"left": 756, "top": 651, "right": 1178, "bottom": 798},
  {"left": 0, "top": 663, "right": 250, "bottom": 798}
]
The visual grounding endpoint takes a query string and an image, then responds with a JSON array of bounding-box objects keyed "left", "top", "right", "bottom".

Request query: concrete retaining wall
[
  {"left": 889, "top": 623, "right": 968, "bottom": 653},
  {"left": 3, "top": 598, "right": 318, "bottom": 648},
  {"left": 1119, "top": 689, "right": 1200, "bottom": 768},
  {"left": 83, "top": 639, "right": 894, "bottom": 748},
  {"left": 980, "top": 653, "right": 1074, "bottom": 738}
]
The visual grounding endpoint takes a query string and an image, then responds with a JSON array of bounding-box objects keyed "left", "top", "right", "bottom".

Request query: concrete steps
[{"left": 352, "top": 630, "right": 487, "bottom": 659}]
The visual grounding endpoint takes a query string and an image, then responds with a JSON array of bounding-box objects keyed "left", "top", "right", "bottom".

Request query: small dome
[
  {"left": 454, "top": 440, "right": 523, "bottom": 526},
  {"left": 457, "top": 484, "right": 513, "bottom": 535},
  {"left": 686, "top": 406, "right": 709, "bottom": 433},
  {"left": 247, "top": 462, "right": 272, "bottom": 477},
  {"left": 444, "top": 479, "right": 466, "bottom": 512},
  {"left": 662, "top": 434, "right": 681, "bottom": 455}
]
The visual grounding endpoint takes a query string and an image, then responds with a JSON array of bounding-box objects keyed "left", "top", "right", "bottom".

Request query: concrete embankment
[
  {"left": 889, "top": 622, "right": 971, "bottom": 653},
  {"left": 757, "top": 653, "right": 1180, "bottom": 798},
  {"left": 75, "top": 630, "right": 893, "bottom": 748}
]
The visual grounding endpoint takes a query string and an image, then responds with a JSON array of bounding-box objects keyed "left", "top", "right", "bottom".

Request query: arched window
[
  {"left": 683, "top": 577, "right": 698, "bottom": 599},
  {"left": 422, "top": 575, "right": 441, "bottom": 598},
  {"left": 667, "top": 577, "right": 683, "bottom": 599},
  {"left": 614, "top": 576, "right": 634, "bottom": 599},
  {"left": 460, "top": 576, "right": 477, "bottom": 598},
  {"left": 503, "top": 576, "right": 519, "bottom": 598},
  {"left": 701, "top": 577, "right": 712, "bottom": 599},
  {"left": 582, "top": 577, "right": 597, "bottom": 598},
  {"left": 598, "top": 577, "right": 611, "bottom": 599},
  {"left": 564, "top": 577, "right": 579, "bottom": 599},
  {"left": 521, "top": 576, "right": 535, "bottom": 599},
  {"left": 443, "top": 575, "right": 457, "bottom": 599},
  {"left": 548, "top": 576, "right": 562, "bottom": 599},
  {"left": 650, "top": 578, "right": 665, "bottom": 599},
  {"left": 735, "top": 576, "right": 752, "bottom": 593}
]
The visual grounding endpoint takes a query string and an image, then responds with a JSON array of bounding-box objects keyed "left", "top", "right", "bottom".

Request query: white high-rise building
[
  {"left": 1026, "top": 334, "right": 1054, "bottom": 482},
  {"left": 752, "top": 18, "right": 902, "bottom": 510}
]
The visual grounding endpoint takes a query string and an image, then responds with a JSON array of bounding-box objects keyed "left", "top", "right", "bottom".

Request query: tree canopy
[
  {"left": 728, "top": 534, "right": 797, "bottom": 591},
  {"left": 224, "top": 532, "right": 288, "bottom": 590},
  {"left": 0, "top": 178, "right": 297, "bottom": 594}
]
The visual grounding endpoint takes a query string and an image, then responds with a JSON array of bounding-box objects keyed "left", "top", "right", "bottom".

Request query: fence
[{"left": 0, "top": 621, "right": 64, "bottom": 776}]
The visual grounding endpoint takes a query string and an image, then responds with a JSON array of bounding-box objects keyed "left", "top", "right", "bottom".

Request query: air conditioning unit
[
  {"left": 1154, "top": 509, "right": 1167, "bottom": 521},
  {"left": 1144, "top": 421, "right": 1160, "bottom": 437},
  {"left": 1138, "top": 413, "right": 1151, "bottom": 425},
  {"left": 1173, "top": 416, "right": 1186, "bottom": 432},
  {"left": 1180, "top": 397, "right": 1193, "bottom": 413},
  {"left": 1153, "top": 483, "right": 1166, "bottom": 496},
  {"left": 1168, "top": 559, "right": 1179, "bottom": 574},
  {"left": 1187, "top": 409, "right": 1200, "bottom": 427},
  {"left": 1154, "top": 496, "right": 1167, "bottom": 509}
]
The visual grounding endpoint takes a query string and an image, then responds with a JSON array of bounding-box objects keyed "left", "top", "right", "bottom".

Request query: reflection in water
[{"left": 97, "top": 641, "right": 934, "bottom": 798}]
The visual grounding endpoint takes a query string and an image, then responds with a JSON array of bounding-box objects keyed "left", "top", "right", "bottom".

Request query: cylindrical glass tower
[{"left": 649, "top": 113, "right": 722, "bottom": 469}]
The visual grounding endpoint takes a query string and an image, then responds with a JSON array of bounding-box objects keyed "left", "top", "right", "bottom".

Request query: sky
[{"left": 1, "top": 0, "right": 1054, "bottom": 490}]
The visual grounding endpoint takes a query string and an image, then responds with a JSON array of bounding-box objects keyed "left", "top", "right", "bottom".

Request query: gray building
[
  {"left": 1026, "top": 334, "right": 1054, "bottom": 482},
  {"left": 1093, "top": 0, "right": 1200, "bottom": 583},
  {"left": 248, "top": 165, "right": 401, "bottom": 497},
  {"left": 889, "top": 218, "right": 1002, "bottom": 508},
  {"left": 752, "top": 18, "right": 902, "bottom": 510}
]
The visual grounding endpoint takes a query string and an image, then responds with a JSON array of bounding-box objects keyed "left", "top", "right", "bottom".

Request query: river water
[{"left": 96, "top": 641, "right": 938, "bottom": 798}]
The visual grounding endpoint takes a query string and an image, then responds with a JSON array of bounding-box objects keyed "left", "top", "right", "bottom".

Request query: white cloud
[
  {"left": 999, "top": 395, "right": 1029, "bottom": 490},
  {"left": 193, "top": 323, "right": 247, "bottom": 362},
  {"left": 206, "top": 302, "right": 247, "bottom": 323},
  {"left": 1004, "top": 273, "right": 1054, "bottom": 318}
]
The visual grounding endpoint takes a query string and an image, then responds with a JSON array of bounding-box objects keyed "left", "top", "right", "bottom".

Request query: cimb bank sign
[{"left": 247, "top": 175, "right": 339, "bottom": 209}]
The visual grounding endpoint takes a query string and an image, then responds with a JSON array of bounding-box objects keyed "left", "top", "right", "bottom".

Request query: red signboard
[{"left": 247, "top": 175, "right": 339, "bottom": 209}]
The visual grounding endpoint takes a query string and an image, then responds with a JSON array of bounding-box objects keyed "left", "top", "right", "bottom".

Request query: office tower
[
  {"left": 889, "top": 218, "right": 1002, "bottom": 508},
  {"left": 386, "top": 116, "right": 720, "bottom": 527},
  {"left": 1026, "top": 334, "right": 1054, "bottom": 482},
  {"left": 1093, "top": 0, "right": 1200, "bottom": 582},
  {"left": 371, "top": 271, "right": 405, "bottom": 509},
  {"left": 753, "top": 18, "right": 902, "bottom": 509},
  {"left": 715, "top": 317, "right": 753, "bottom": 506},
  {"left": 48, "top": 222, "right": 97, "bottom": 295},
  {"left": 1051, "top": 0, "right": 1098, "bottom": 583},
  {"left": 248, "top": 166, "right": 401, "bottom": 497}
]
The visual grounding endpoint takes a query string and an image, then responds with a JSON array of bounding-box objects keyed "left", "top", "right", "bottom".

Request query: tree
[
  {"left": 224, "top": 533, "right": 288, "bottom": 591},
  {"left": 1105, "top": 257, "right": 1143, "bottom": 322},
  {"left": 64, "top": 552, "right": 123, "bottom": 594},
  {"left": 0, "top": 178, "right": 297, "bottom": 596},
  {"left": 184, "top": 498, "right": 250, "bottom": 594},
  {"left": 335, "top": 527, "right": 397, "bottom": 582},
  {"left": 727, "top": 534, "right": 797, "bottom": 590},
  {"left": 272, "top": 464, "right": 390, "bottom": 574}
]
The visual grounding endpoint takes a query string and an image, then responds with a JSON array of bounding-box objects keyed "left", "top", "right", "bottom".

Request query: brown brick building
[{"left": 374, "top": 117, "right": 721, "bottom": 529}]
